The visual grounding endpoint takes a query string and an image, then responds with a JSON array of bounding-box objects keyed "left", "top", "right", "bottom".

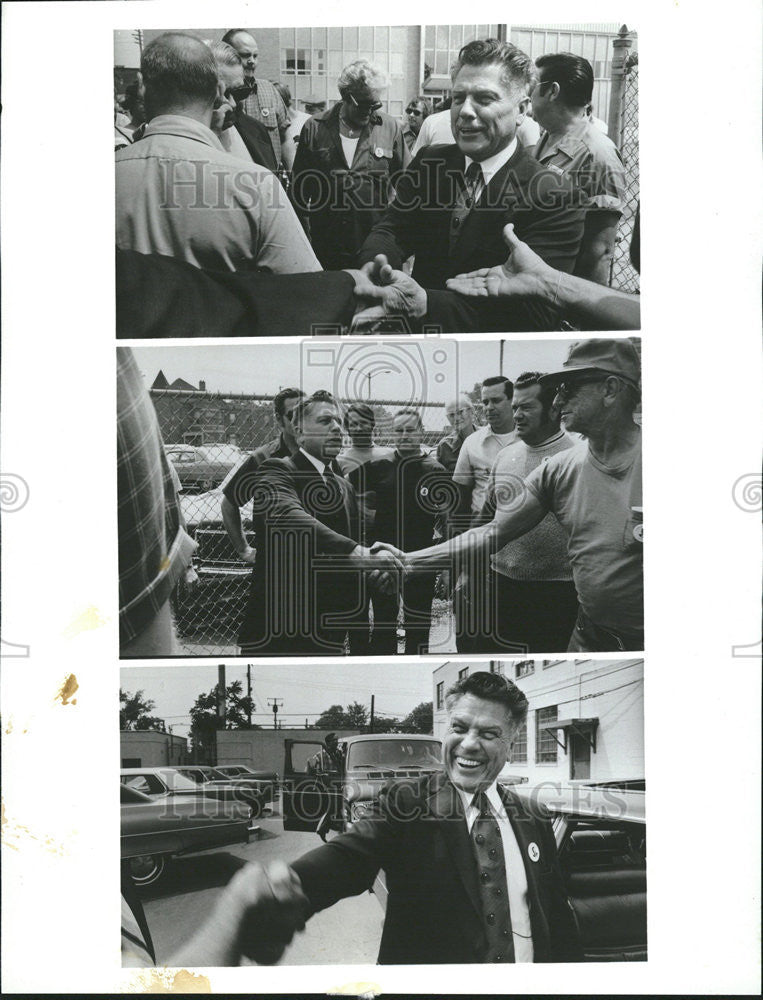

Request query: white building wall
[{"left": 432, "top": 659, "right": 643, "bottom": 785}]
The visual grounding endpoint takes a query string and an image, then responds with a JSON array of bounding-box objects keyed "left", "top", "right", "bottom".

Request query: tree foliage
[
  {"left": 189, "top": 680, "right": 258, "bottom": 757},
  {"left": 119, "top": 689, "right": 165, "bottom": 732},
  {"left": 399, "top": 701, "right": 434, "bottom": 734}
]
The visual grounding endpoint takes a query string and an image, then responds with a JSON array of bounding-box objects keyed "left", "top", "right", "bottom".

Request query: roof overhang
[{"left": 541, "top": 717, "right": 599, "bottom": 753}]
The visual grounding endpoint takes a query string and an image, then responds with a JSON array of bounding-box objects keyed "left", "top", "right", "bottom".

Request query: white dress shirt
[
  {"left": 299, "top": 448, "right": 326, "bottom": 476},
  {"left": 464, "top": 136, "right": 518, "bottom": 194},
  {"left": 456, "top": 781, "right": 534, "bottom": 962}
]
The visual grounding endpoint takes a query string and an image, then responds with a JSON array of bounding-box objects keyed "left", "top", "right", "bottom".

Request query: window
[
  {"left": 515, "top": 659, "right": 534, "bottom": 678},
  {"left": 489, "top": 661, "right": 504, "bottom": 675},
  {"left": 511, "top": 720, "right": 527, "bottom": 763},
  {"left": 535, "top": 705, "right": 558, "bottom": 763},
  {"left": 458, "top": 667, "right": 469, "bottom": 680},
  {"left": 424, "top": 23, "right": 501, "bottom": 84},
  {"left": 436, "top": 681, "right": 444, "bottom": 709}
]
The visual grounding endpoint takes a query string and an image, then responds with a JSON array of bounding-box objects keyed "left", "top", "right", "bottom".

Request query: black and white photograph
[
  {"left": 120, "top": 658, "right": 645, "bottom": 966},
  {"left": 118, "top": 337, "right": 643, "bottom": 659},
  {"left": 114, "top": 23, "right": 640, "bottom": 337}
]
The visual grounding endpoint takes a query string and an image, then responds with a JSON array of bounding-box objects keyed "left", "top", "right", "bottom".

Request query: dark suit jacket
[
  {"left": 357, "top": 143, "right": 586, "bottom": 332},
  {"left": 115, "top": 249, "right": 357, "bottom": 338},
  {"left": 292, "top": 770, "right": 582, "bottom": 964},
  {"left": 224, "top": 450, "right": 362, "bottom": 654},
  {"left": 232, "top": 110, "right": 279, "bottom": 173}
]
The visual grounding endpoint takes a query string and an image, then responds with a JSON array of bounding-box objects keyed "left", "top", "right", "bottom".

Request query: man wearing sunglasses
[
  {"left": 292, "top": 59, "right": 410, "bottom": 270},
  {"left": 402, "top": 98, "right": 431, "bottom": 152},
  {"left": 371, "top": 339, "right": 643, "bottom": 653}
]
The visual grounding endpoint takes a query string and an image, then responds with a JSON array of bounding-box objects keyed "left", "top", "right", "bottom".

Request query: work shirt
[
  {"left": 485, "top": 430, "right": 575, "bottom": 581},
  {"left": 373, "top": 450, "right": 454, "bottom": 551},
  {"left": 436, "top": 427, "right": 473, "bottom": 474},
  {"left": 453, "top": 424, "right": 516, "bottom": 515},
  {"left": 115, "top": 115, "right": 320, "bottom": 274},
  {"left": 524, "top": 434, "right": 643, "bottom": 634},
  {"left": 456, "top": 782, "right": 534, "bottom": 963},
  {"left": 241, "top": 78, "right": 289, "bottom": 166},
  {"left": 292, "top": 104, "right": 410, "bottom": 269},
  {"left": 221, "top": 434, "right": 293, "bottom": 497},
  {"left": 535, "top": 117, "right": 625, "bottom": 213}
]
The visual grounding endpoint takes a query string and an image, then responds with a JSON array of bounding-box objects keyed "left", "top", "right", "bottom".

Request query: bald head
[
  {"left": 222, "top": 29, "right": 259, "bottom": 80},
  {"left": 141, "top": 32, "right": 218, "bottom": 122}
]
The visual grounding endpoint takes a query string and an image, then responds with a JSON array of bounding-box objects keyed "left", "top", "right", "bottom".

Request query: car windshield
[
  {"left": 159, "top": 770, "right": 200, "bottom": 791},
  {"left": 346, "top": 740, "right": 441, "bottom": 770}
]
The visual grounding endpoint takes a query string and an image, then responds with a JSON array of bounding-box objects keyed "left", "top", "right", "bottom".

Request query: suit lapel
[{"left": 427, "top": 773, "right": 483, "bottom": 922}]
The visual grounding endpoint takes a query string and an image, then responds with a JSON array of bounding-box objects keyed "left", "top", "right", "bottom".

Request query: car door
[{"left": 281, "top": 740, "right": 343, "bottom": 833}]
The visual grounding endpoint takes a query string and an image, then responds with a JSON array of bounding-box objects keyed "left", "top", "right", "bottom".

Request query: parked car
[
  {"left": 120, "top": 782, "right": 250, "bottom": 888},
  {"left": 514, "top": 782, "right": 646, "bottom": 962},
  {"left": 166, "top": 443, "right": 243, "bottom": 494},
  {"left": 120, "top": 766, "right": 269, "bottom": 822},
  {"left": 282, "top": 733, "right": 443, "bottom": 837},
  {"left": 169, "top": 765, "right": 277, "bottom": 804}
]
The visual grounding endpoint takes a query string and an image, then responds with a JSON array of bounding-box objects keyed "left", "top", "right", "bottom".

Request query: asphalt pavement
[{"left": 140, "top": 801, "right": 384, "bottom": 965}]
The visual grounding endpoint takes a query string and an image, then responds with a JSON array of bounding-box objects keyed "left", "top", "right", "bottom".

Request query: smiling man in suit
[
  {"left": 246, "top": 671, "right": 581, "bottom": 964},
  {"left": 222, "top": 390, "right": 401, "bottom": 655},
  {"left": 357, "top": 39, "right": 586, "bottom": 332}
]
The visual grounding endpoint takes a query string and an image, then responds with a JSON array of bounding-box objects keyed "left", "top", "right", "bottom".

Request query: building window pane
[
  {"left": 512, "top": 721, "right": 527, "bottom": 763},
  {"left": 535, "top": 706, "right": 558, "bottom": 763},
  {"left": 359, "top": 26, "right": 373, "bottom": 50},
  {"left": 390, "top": 52, "right": 403, "bottom": 76},
  {"left": 515, "top": 659, "right": 534, "bottom": 678},
  {"left": 463, "top": 25, "right": 477, "bottom": 45},
  {"left": 435, "top": 50, "right": 448, "bottom": 75},
  {"left": 458, "top": 667, "right": 469, "bottom": 680},
  {"left": 375, "top": 26, "right": 389, "bottom": 49},
  {"left": 436, "top": 681, "right": 444, "bottom": 710},
  {"left": 436, "top": 25, "right": 449, "bottom": 50},
  {"left": 312, "top": 26, "right": 327, "bottom": 47},
  {"left": 450, "top": 25, "right": 462, "bottom": 49},
  {"left": 329, "top": 51, "right": 344, "bottom": 75},
  {"left": 425, "top": 25, "right": 435, "bottom": 48},
  {"left": 343, "top": 26, "right": 358, "bottom": 50}
]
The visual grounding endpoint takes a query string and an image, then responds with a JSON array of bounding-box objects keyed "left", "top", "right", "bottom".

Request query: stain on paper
[
  {"left": 328, "top": 984, "right": 382, "bottom": 999},
  {"left": 63, "top": 606, "right": 108, "bottom": 638},
  {"left": 55, "top": 673, "right": 79, "bottom": 706},
  {"left": 123, "top": 969, "right": 211, "bottom": 993}
]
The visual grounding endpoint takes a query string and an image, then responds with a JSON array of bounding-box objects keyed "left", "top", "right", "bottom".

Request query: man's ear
[{"left": 517, "top": 96, "right": 531, "bottom": 122}]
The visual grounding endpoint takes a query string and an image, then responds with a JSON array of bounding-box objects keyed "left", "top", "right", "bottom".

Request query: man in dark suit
[
  {"left": 221, "top": 391, "right": 401, "bottom": 655},
  {"left": 357, "top": 39, "right": 586, "bottom": 332},
  {"left": 247, "top": 671, "right": 581, "bottom": 963}
]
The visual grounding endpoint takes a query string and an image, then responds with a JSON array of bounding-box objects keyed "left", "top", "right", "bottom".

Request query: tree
[
  {"left": 119, "top": 689, "right": 165, "bottom": 732},
  {"left": 344, "top": 701, "right": 369, "bottom": 729},
  {"left": 189, "top": 680, "right": 258, "bottom": 758},
  {"left": 399, "top": 701, "right": 433, "bottom": 734},
  {"left": 313, "top": 704, "right": 348, "bottom": 730},
  {"left": 369, "top": 715, "right": 401, "bottom": 734}
]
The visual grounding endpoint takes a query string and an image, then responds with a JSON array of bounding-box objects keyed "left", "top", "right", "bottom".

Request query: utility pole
[
  {"left": 217, "top": 665, "right": 227, "bottom": 724},
  {"left": 268, "top": 698, "right": 283, "bottom": 730},
  {"left": 246, "top": 663, "right": 253, "bottom": 728},
  {"left": 370, "top": 695, "right": 375, "bottom": 734}
]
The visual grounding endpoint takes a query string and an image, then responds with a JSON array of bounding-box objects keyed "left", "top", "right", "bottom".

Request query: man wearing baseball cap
[{"left": 371, "top": 338, "right": 643, "bottom": 652}]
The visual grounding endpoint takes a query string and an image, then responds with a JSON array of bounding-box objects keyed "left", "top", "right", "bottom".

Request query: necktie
[
  {"left": 321, "top": 466, "right": 345, "bottom": 517},
  {"left": 470, "top": 791, "right": 515, "bottom": 963},
  {"left": 464, "top": 160, "right": 484, "bottom": 208}
]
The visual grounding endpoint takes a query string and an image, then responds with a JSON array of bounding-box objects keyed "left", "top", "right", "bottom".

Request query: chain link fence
[
  {"left": 152, "top": 388, "right": 451, "bottom": 655},
  {"left": 610, "top": 54, "right": 639, "bottom": 293}
]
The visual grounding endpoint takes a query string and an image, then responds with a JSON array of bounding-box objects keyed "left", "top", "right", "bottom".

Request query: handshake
[
  {"left": 345, "top": 254, "right": 428, "bottom": 332},
  {"left": 350, "top": 541, "right": 410, "bottom": 595}
]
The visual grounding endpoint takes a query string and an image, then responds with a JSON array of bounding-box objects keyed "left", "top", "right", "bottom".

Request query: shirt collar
[
  {"left": 464, "top": 137, "right": 518, "bottom": 186},
  {"left": 299, "top": 447, "right": 326, "bottom": 476},
  {"left": 455, "top": 781, "right": 504, "bottom": 817},
  {"left": 143, "top": 114, "right": 224, "bottom": 151}
]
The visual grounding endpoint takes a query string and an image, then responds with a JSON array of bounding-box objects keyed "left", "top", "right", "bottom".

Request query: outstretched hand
[
  {"left": 234, "top": 861, "right": 309, "bottom": 964},
  {"left": 445, "top": 223, "right": 554, "bottom": 299},
  {"left": 351, "top": 254, "right": 427, "bottom": 329}
]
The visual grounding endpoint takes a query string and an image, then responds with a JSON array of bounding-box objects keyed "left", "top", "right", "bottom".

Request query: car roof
[
  {"left": 342, "top": 733, "right": 441, "bottom": 744},
  {"left": 512, "top": 782, "right": 646, "bottom": 823},
  {"left": 121, "top": 766, "right": 174, "bottom": 774}
]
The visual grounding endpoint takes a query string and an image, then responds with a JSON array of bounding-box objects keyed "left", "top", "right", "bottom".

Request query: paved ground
[{"left": 140, "top": 802, "right": 384, "bottom": 965}]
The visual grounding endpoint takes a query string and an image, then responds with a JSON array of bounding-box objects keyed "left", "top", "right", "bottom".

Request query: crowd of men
[
  {"left": 115, "top": 30, "right": 640, "bottom": 336},
  {"left": 207, "top": 337, "right": 642, "bottom": 657}
]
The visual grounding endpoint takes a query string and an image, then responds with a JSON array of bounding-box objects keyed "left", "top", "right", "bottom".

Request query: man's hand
[
  {"left": 231, "top": 861, "right": 309, "bottom": 964},
  {"left": 369, "top": 541, "right": 409, "bottom": 576},
  {"left": 351, "top": 254, "right": 427, "bottom": 328},
  {"left": 445, "top": 223, "right": 556, "bottom": 300},
  {"left": 238, "top": 544, "right": 257, "bottom": 565},
  {"left": 367, "top": 547, "right": 405, "bottom": 595}
]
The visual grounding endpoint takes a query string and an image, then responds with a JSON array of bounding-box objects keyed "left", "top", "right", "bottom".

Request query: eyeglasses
[
  {"left": 348, "top": 93, "right": 383, "bottom": 113},
  {"left": 554, "top": 376, "right": 610, "bottom": 402},
  {"left": 406, "top": 107, "right": 423, "bottom": 116}
]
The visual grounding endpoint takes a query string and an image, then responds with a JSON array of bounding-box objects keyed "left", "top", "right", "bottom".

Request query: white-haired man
[{"left": 292, "top": 59, "right": 410, "bottom": 269}]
